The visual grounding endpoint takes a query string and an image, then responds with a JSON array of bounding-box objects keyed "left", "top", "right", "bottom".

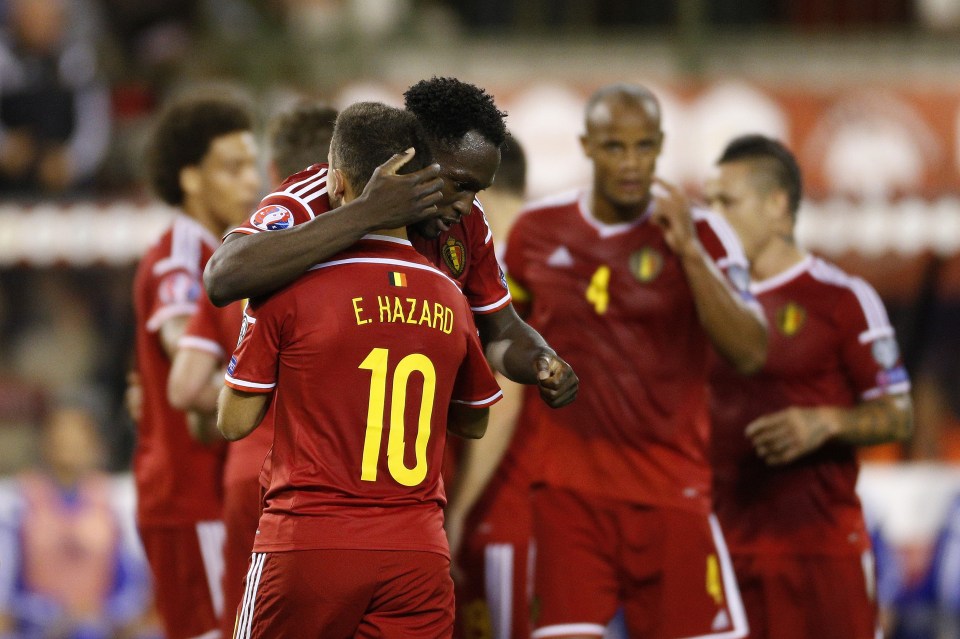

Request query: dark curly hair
[
  {"left": 146, "top": 96, "right": 254, "bottom": 206},
  {"left": 403, "top": 77, "right": 507, "bottom": 148},
  {"left": 269, "top": 102, "right": 338, "bottom": 178},
  {"left": 330, "top": 102, "right": 432, "bottom": 193}
]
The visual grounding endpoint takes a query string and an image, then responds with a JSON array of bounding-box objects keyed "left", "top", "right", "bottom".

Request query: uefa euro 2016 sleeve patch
[{"left": 251, "top": 205, "right": 294, "bottom": 231}]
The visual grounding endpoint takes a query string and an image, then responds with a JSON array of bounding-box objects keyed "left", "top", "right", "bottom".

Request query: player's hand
[
  {"left": 124, "top": 371, "right": 142, "bottom": 423},
  {"left": 187, "top": 410, "right": 223, "bottom": 446},
  {"left": 745, "top": 406, "right": 837, "bottom": 465},
  {"left": 358, "top": 148, "right": 443, "bottom": 228},
  {"left": 650, "top": 177, "right": 698, "bottom": 257},
  {"left": 535, "top": 354, "right": 578, "bottom": 408}
]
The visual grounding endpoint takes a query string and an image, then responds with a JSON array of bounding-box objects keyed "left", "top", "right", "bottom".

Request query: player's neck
[
  {"left": 182, "top": 200, "right": 223, "bottom": 237},
  {"left": 591, "top": 194, "right": 650, "bottom": 225},
  {"left": 751, "top": 235, "right": 806, "bottom": 281},
  {"left": 370, "top": 227, "right": 409, "bottom": 241}
]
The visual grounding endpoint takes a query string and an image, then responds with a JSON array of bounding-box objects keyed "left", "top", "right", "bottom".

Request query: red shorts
[
  {"left": 221, "top": 477, "right": 263, "bottom": 639},
  {"left": 235, "top": 549, "right": 454, "bottom": 639},
  {"left": 455, "top": 477, "right": 533, "bottom": 639},
  {"left": 531, "top": 487, "right": 747, "bottom": 639},
  {"left": 733, "top": 551, "right": 878, "bottom": 639},
  {"left": 139, "top": 522, "right": 225, "bottom": 639}
]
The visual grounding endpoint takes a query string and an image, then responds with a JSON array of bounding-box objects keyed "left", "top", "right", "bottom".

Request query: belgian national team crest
[
  {"left": 629, "top": 247, "right": 663, "bottom": 283},
  {"left": 251, "top": 204, "right": 294, "bottom": 231},
  {"left": 776, "top": 301, "right": 806, "bottom": 336},
  {"left": 441, "top": 237, "right": 467, "bottom": 277}
]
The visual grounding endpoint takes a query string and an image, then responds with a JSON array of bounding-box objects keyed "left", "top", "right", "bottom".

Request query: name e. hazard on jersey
[{"left": 352, "top": 295, "right": 455, "bottom": 334}]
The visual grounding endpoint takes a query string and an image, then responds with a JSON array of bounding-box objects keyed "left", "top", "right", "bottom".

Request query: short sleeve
[
  {"left": 224, "top": 165, "right": 330, "bottom": 239},
  {"left": 224, "top": 298, "right": 285, "bottom": 393},
  {"left": 460, "top": 202, "right": 512, "bottom": 314},
  {"left": 451, "top": 313, "right": 502, "bottom": 408},
  {"left": 144, "top": 268, "right": 202, "bottom": 333},
  {"left": 835, "top": 279, "right": 911, "bottom": 401},
  {"left": 178, "top": 291, "right": 227, "bottom": 358}
]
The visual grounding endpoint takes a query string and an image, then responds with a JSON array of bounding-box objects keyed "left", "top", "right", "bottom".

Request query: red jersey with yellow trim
[
  {"left": 227, "top": 164, "right": 511, "bottom": 314},
  {"left": 132, "top": 215, "right": 225, "bottom": 525},
  {"left": 179, "top": 294, "right": 273, "bottom": 488},
  {"left": 224, "top": 235, "right": 502, "bottom": 557},
  {"left": 504, "top": 190, "right": 755, "bottom": 514},
  {"left": 709, "top": 254, "right": 910, "bottom": 556}
]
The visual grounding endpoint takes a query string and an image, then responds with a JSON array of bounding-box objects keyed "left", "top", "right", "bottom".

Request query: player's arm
[
  {"left": 444, "top": 376, "right": 522, "bottom": 562},
  {"left": 476, "top": 305, "right": 579, "bottom": 408},
  {"left": 217, "top": 386, "right": 270, "bottom": 441},
  {"left": 158, "top": 315, "right": 189, "bottom": 359},
  {"left": 447, "top": 403, "right": 490, "bottom": 440},
  {"left": 746, "top": 393, "right": 913, "bottom": 466},
  {"left": 650, "top": 177, "right": 767, "bottom": 374},
  {"left": 204, "top": 151, "right": 443, "bottom": 306},
  {"left": 167, "top": 348, "right": 225, "bottom": 444}
]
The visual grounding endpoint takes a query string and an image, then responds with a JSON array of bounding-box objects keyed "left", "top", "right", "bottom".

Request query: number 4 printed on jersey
[{"left": 586, "top": 265, "right": 611, "bottom": 315}]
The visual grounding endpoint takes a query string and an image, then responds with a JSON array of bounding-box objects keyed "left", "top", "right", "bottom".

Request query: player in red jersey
[
  {"left": 705, "top": 134, "right": 913, "bottom": 639},
  {"left": 167, "top": 101, "right": 338, "bottom": 639},
  {"left": 132, "top": 95, "right": 260, "bottom": 639},
  {"left": 504, "top": 84, "right": 767, "bottom": 639},
  {"left": 217, "top": 102, "right": 502, "bottom": 639},
  {"left": 203, "top": 77, "right": 578, "bottom": 410}
]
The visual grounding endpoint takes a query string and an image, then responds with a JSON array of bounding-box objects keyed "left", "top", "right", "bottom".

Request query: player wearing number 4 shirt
[
  {"left": 218, "top": 103, "right": 501, "bottom": 639},
  {"left": 706, "top": 135, "right": 912, "bottom": 639},
  {"left": 504, "top": 84, "right": 765, "bottom": 639}
]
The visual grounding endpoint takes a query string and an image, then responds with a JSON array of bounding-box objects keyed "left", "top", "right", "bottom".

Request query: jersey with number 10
[
  {"left": 504, "top": 190, "right": 753, "bottom": 514},
  {"left": 224, "top": 235, "right": 502, "bottom": 557}
]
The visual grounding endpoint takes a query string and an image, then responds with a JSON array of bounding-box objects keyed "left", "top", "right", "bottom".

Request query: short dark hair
[
  {"left": 330, "top": 102, "right": 432, "bottom": 193},
  {"left": 146, "top": 96, "right": 253, "bottom": 206},
  {"left": 492, "top": 131, "right": 526, "bottom": 196},
  {"left": 269, "top": 102, "right": 338, "bottom": 178},
  {"left": 403, "top": 77, "right": 507, "bottom": 148},
  {"left": 718, "top": 134, "right": 803, "bottom": 218}
]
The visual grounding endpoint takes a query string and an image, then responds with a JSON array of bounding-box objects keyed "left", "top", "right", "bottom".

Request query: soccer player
[
  {"left": 504, "top": 83, "right": 766, "bottom": 639},
  {"left": 167, "top": 101, "right": 338, "bottom": 639},
  {"left": 132, "top": 94, "right": 260, "bottom": 639},
  {"left": 217, "top": 101, "right": 503, "bottom": 639},
  {"left": 203, "top": 77, "right": 578, "bottom": 410},
  {"left": 706, "top": 134, "right": 913, "bottom": 639}
]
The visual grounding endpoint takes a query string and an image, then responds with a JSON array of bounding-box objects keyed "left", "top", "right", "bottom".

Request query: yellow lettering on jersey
[
  {"left": 393, "top": 297, "right": 407, "bottom": 323},
  {"left": 419, "top": 300, "right": 434, "bottom": 328},
  {"left": 352, "top": 297, "right": 370, "bottom": 325},
  {"left": 442, "top": 307, "right": 453, "bottom": 334},
  {"left": 586, "top": 265, "right": 611, "bottom": 315},
  {"left": 706, "top": 554, "right": 724, "bottom": 605},
  {"left": 434, "top": 303, "right": 445, "bottom": 330},
  {"left": 405, "top": 298, "right": 419, "bottom": 324},
  {"left": 377, "top": 295, "right": 392, "bottom": 323}
]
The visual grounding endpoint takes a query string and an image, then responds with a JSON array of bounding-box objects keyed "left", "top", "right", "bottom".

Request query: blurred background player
[
  {"left": 706, "top": 134, "right": 913, "bottom": 639},
  {"left": 504, "top": 83, "right": 765, "bottom": 639},
  {"left": 217, "top": 101, "right": 502, "bottom": 639},
  {"left": 0, "top": 401, "right": 155, "bottom": 639},
  {"left": 132, "top": 94, "right": 260, "bottom": 639},
  {"left": 203, "top": 77, "right": 578, "bottom": 411},
  {"left": 167, "top": 100, "right": 338, "bottom": 639}
]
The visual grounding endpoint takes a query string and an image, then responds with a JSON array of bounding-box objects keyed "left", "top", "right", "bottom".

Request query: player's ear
[
  {"left": 329, "top": 168, "right": 347, "bottom": 199},
  {"left": 180, "top": 166, "right": 201, "bottom": 199}
]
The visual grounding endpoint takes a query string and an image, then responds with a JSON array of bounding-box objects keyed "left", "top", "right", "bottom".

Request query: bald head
[{"left": 585, "top": 84, "right": 661, "bottom": 134}]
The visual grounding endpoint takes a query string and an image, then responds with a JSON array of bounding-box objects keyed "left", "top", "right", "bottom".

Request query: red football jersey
[
  {"left": 504, "top": 190, "right": 754, "bottom": 514},
  {"left": 224, "top": 235, "right": 502, "bottom": 556},
  {"left": 227, "top": 164, "right": 511, "bottom": 314},
  {"left": 132, "top": 215, "right": 225, "bottom": 525},
  {"left": 179, "top": 294, "right": 273, "bottom": 488},
  {"left": 709, "top": 255, "right": 910, "bottom": 556}
]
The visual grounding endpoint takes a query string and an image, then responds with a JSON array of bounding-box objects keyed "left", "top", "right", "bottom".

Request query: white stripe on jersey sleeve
[
  {"left": 807, "top": 258, "right": 894, "bottom": 341},
  {"left": 153, "top": 215, "right": 217, "bottom": 277},
  {"left": 285, "top": 167, "right": 327, "bottom": 197},
  {"left": 177, "top": 335, "right": 225, "bottom": 358},
  {"left": 452, "top": 389, "right": 504, "bottom": 407},
  {"left": 224, "top": 373, "right": 275, "bottom": 391},
  {"left": 692, "top": 206, "right": 749, "bottom": 269}
]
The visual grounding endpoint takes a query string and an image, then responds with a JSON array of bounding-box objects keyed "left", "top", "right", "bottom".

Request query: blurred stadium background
[{"left": 2, "top": 0, "right": 960, "bottom": 635}]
